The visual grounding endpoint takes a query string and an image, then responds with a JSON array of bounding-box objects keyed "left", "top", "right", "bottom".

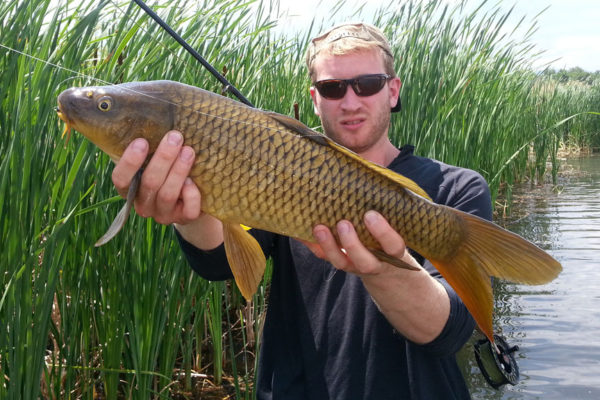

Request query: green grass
[{"left": 0, "top": 0, "right": 598, "bottom": 398}]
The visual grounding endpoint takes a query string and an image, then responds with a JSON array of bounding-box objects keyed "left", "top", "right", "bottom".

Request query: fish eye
[{"left": 98, "top": 96, "right": 112, "bottom": 112}]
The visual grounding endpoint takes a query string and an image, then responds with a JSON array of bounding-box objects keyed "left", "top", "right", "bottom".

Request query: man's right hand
[
  {"left": 111, "top": 130, "right": 201, "bottom": 226},
  {"left": 111, "top": 131, "right": 225, "bottom": 251}
]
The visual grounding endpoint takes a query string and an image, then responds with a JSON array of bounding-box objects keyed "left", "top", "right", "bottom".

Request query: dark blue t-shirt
[{"left": 178, "top": 145, "right": 491, "bottom": 399}]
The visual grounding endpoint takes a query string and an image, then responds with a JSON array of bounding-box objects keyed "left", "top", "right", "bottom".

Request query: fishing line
[
  {"left": 128, "top": 0, "right": 254, "bottom": 107},
  {"left": 1, "top": 2, "right": 412, "bottom": 154},
  {"left": 0, "top": 43, "right": 113, "bottom": 87},
  {"left": 0, "top": 38, "right": 371, "bottom": 163},
  {"left": 0, "top": 41, "right": 310, "bottom": 140},
  {"left": 104, "top": 0, "right": 195, "bottom": 73},
  {"left": 0, "top": 1, "right": 329, "bottom": 146},
  {"left": 1, "top": 0, "right": 318, "bottom": 138}
]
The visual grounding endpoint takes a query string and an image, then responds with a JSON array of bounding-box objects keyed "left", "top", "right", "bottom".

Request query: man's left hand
[{"left": 302, "top": 210, "right": 421, "bottom": 275}]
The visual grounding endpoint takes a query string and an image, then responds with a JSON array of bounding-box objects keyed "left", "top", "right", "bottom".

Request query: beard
[{"left": 321, "top": 105, "right": 392, "bottom": 154}]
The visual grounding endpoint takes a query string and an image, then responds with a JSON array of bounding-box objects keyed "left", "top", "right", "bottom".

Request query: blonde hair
[{"left": 305, "top": 23, "right": 396, "bottom": 82}]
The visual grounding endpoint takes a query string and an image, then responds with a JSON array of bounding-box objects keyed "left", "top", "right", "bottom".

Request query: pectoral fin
[
  {"left": 95, "top": 169, "right": 142, "bottom": 247},
  {"left": 223, "top": 222, "right": 267, "bottom": 300},
  {"left": 368, "top": 248, "right": 421, "bottom": 271}
]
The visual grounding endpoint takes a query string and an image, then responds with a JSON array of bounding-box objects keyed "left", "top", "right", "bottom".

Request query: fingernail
[
  {"left": 337, "top": 220, "right": 351, "bottom": 235},
  {"left": 314, "top": 228, "right": 327, "bottom": 243},
  {"left": 168, "top": 131, "right": 183, "bottom": 146},
  {"left": 184, "top": 177, "right": 194, "bottom": 185},
  {"left": 132, "top": 138, "right": 148, "bottom": 152},
  {"left": 364, "top": 210, "right": 379, "bottom": 226},
  {"left": 180, "top": 146, "right": 194, "bottom": 161}
]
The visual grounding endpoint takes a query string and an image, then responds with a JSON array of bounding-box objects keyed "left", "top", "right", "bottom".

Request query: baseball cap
[{"left": 306, "top": 23, "right": 401, "bottom": 112}]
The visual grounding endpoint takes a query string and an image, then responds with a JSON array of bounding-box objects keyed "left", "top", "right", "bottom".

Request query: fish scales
[
  {"left": 170, "top": 85, "right": 463, "bottom": 258},
  {"left": 56, "top": 80, "right": 562, "bottom": 344}
]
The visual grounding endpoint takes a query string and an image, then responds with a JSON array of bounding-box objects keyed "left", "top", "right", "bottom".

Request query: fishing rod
[{"left": 131, "top": 0, "right": 254, "bottom": 108}]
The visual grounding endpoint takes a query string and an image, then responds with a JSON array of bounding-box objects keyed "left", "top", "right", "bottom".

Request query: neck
[{"left": 358, "top": 137, "right": 400, "bottom": 167}]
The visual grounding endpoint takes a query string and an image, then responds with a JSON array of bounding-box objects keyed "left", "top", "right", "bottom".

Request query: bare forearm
[
  {"left": 360, "top": 256, "right": 450, "bottom": 344},
  {"left": 174, "top": 213, "right": 224, "bottom": 250},
  {"left": 308, "top": 211, "right": 451, "bottom": 344}
]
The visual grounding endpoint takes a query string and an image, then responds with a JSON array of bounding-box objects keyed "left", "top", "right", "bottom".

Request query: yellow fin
[
  {"left": 430, "top": 208, "right": 562, "bottom": 343},
  {"left": 457, "top": 211, "right": 562, "bottom": 285},
  {"left": 266, "top": 111, "right": 431, "bottom": 200},
  {"left": 434, "top": 256, "right": 494, "bottom": 341},
  {"left": 368, "top": 248, "right": 420, "bottom": 271},
  {"left": 222, "top": 222, "right": 266, "bottom": 300},
  {"left": 327, "top": 140, "right": 432, "bottom": 201}
]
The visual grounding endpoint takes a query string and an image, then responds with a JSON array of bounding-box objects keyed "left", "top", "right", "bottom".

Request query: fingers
[
  {"left": 179, "top": 177, "right": 202, "bottom": 222},
  {"left": 313, "top": 224, "right": 354, "bottom": 269},
  {"left": 363, "top": 211, "right": 406, "bottom": 259},
  {"left": 112, "top": 138, "right": 149, "bottom": 198},
  {"left": 144, "top": 132, "right": 201, "bottom": 224},
  {"left": 136, "top": 131, "right": 185, "bottom": 214},
  {"left": 112, "top": 131, "right": 202, "bottom": 226},
  {"left": 340, "top": 220, "right": 381, "bottom": 271},
  {"left": 151, "top": 145, "right": 195, "bottom": 221},
  {"left": 296, "top": 238, "right": 326, "bottom": 259},
  {"left": 312, "top": 211, "right": 408, "bottom": 275},
  {"left": 312, "top": 221, "right": 374, "bottom": 273}
]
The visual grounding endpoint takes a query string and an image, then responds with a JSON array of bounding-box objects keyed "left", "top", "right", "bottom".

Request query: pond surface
[{"left": 460, "top": 155, "right": 600, "bottom": 399}]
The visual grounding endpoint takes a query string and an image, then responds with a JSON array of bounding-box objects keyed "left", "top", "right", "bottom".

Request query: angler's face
[{"left": 310, "top": 49, "right": 401, "bottom": 156}]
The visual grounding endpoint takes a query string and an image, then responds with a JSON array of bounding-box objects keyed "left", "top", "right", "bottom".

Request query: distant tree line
[{"left": 541, "top": 67, "right": 600, "bottom": 86}]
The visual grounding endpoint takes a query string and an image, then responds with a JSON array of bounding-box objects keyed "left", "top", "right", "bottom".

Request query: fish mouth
[{"left": 56, "top": 100, "right": 72, "bottom": 144}]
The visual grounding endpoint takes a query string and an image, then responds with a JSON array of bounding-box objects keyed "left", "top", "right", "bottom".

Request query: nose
[{"left": 339, "top": 85, "right": 362, "bottom": 111}]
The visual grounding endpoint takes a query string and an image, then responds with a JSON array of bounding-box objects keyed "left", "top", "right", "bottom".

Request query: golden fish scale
[{"left": 171, "top": 85, "right": 463, "bottom": 260}]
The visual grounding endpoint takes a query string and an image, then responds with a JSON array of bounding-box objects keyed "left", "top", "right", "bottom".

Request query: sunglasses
[{"left": 313, "top": 74, "right": 391, "bottom": 100}]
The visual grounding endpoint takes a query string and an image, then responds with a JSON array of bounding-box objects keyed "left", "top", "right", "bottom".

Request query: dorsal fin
[
  {"left": 266, "top": 111, "right": 432, "bottom": 201},
  {"left": 265, "top": 111, "right": 330, "bottom": 145}
]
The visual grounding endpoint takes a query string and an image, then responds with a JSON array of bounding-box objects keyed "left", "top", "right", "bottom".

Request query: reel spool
[{"left": 474, "top": 334, "right": 520, "bottom": 389}]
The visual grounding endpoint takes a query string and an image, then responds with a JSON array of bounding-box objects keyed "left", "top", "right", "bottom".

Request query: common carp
[{"left": 56, "top": 80, "right": 561, "bottom": 343}]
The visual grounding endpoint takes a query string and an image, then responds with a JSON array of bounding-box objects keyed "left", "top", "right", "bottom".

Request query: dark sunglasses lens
[
  {"left": 316, "top": 80, "right": 347, "bottom": 99},
  {"left": 315, "top": 75, "right": 389, "bottom": 99},
  {"left": 354, "top": 76, "right": 387, "bottom": 96}
]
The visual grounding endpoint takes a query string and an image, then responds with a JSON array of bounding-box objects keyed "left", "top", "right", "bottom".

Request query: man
[{"left": 112, "top": 23, "right": 490, "bottom": 399}]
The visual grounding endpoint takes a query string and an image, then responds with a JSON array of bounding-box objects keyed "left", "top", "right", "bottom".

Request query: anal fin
[{"left": 223, "top": 223, "right": 267, "bottom": 300}]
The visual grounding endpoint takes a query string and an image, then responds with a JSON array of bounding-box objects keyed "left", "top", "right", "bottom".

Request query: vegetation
[
  {"left": 0, "top": 0, "right": 598, "bottom": 398},
  {"left": 543, "top": 67, "right": 600, "bottom": 85}
]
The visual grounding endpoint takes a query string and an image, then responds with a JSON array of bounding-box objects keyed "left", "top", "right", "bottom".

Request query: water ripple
[{"left": 464, "top": 156, "right": 600, "bottom": 399}]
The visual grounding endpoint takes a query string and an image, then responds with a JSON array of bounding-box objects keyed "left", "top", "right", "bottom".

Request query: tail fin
[{"left": 430, "top": 210, "right": 562, "bottom": 342}]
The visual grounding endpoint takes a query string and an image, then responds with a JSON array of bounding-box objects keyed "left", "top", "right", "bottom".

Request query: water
[{"left": 461, "top": 156, "right": 600, "bottom": 399}]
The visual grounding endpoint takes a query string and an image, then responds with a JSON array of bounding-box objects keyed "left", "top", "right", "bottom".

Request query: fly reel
[{"left": 474, "top": 334, "right": 520, "bottom": 389}]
